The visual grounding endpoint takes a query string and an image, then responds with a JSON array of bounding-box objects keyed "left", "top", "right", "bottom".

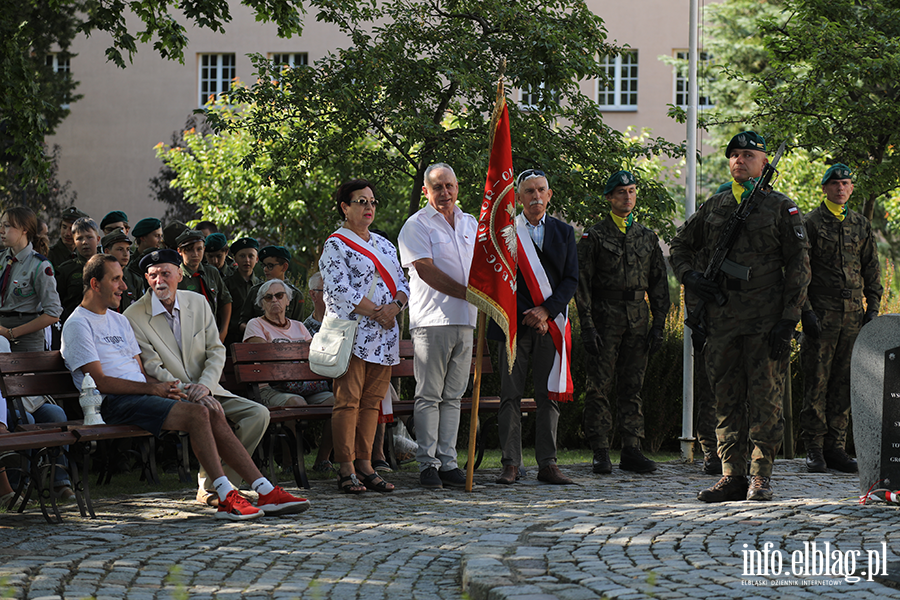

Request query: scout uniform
[
  {"left": 175, "top": 230, "right": 232, "bottom": 332},
  {"left": 0, "top": 243, "right": 63, "bottom": 352}
]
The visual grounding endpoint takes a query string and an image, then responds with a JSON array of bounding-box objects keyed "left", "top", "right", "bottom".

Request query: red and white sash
[
  {"left": 329, "top": 228, "right": 399, "bottom": 297},
  {"left": 515, "top": 214, "right": 574, "bottom": 402}
]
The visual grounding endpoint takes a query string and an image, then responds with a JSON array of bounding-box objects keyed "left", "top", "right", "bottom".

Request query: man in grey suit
[{"left": 124, "top": 249, "right": 270, "bottom": 507}]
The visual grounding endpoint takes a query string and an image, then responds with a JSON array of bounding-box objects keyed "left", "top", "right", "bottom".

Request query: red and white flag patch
[{"left": 788, "top": 206, "right": 799, "bottom": 216}]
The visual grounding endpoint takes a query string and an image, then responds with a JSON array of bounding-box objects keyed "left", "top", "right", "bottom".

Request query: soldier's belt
[
  {"left": 723, "top": 270, "right": 783, "bottom": 291},
  {"left": 596, "top": 290, "right": 647, "bottom": 301},
  {"left": 808, "top": 286, "right": 862, "bottom": 299}
]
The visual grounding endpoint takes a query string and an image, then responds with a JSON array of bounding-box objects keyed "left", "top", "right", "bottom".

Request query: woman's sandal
[
  {"left": 359, "top": 471, "right": 395, "bottom": 493},
  {"left": 337, "top": 473, "right": 366, "bottom": 494}
]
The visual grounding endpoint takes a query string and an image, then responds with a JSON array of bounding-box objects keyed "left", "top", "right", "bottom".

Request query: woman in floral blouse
[{"left": 319, "top": 179, "right": 410, "bottom": 494}]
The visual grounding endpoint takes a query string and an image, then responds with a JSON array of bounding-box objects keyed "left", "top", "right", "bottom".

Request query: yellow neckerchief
[
  {"left": 731, "top": 179, "right": 756, "bottom": 204},
  {"left": 824, "top": 198, "right": 847, "bottom": 222},
  {"left": 611, "top": 212, "right": 633, "bottom": 234}
]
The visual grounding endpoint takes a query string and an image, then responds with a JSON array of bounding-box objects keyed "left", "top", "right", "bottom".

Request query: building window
[
  {"left": 520, "top": 83, "right": 550, "bottom": 110},
  {"left": 597, "top": 51, "right": 638, "bottom": 110},
  {"left": 46, "top": 53, "right": 72, "bottom": 108},
  {"left": 674, "top": 51, "right": 714, "bottom": 108},
  {"left": 271, "top": 53, "right": 309, "bottom": 69},
  {"left": 198, "top": 53, "right": 236, "bottom": 107}
]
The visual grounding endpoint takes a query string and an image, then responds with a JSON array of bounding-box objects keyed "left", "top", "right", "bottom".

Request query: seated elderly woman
[{"left": 243, "top": 279, "right": 335, "bottom": 466}]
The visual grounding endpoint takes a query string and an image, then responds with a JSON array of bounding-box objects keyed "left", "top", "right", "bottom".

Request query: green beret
[
  {"left": 603, "top": 170, "right": 637, "bottom": 196},
  {"left": 230, "top": 237, "right": 259, "bottom": 255},
  {"left": 139, "top": 248, "right": 182, "bottom": 273},
  {"left": 725, "top": 131, "right": 766, "bottom": 158},
  {"left": 175, "top": 229, "right": 205, "bottom": 248},
  {"left": 100, "top": 211, "right": 128, "bottom": 229},
  {"left": 101, "top": 230, "right": 131, "bottom": 249},
  {"left": 61, "top": 206, "right": 90, "bottom": 223},
  {"left": 822, "top": 163, "right": 853, "bottom": 185},
  {"left": 259, "top": 245, "right": 291, "bottom": 263},
  {"left": 132, "top": 218, "right": 162, "bottom": 238},
  {"left": 205, "top": 233, "right": 228, "bottom": 252},
  {"left": 162, "top": 221, "right": 188, "bottom": 249}
]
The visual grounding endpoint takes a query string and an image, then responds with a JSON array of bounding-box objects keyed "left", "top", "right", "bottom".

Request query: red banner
[{"left": 467, "top": 97, "right": 517, "bottom": 368}]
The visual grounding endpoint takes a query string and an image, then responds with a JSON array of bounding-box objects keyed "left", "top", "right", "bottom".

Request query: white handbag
[{"left": 308, "top": 315, "right": 358, "bottom": 378}]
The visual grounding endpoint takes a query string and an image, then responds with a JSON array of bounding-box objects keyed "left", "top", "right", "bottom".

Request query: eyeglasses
[
  {"left": 262, "top": 261, "right": 281, "bottom": 270},
  {"left": 515, "top": 168, "right": 546, "bottom": 188},
  {"left": 262, "top": 292, "right": 287, "bottom": 302},
  {"left": 348, "top": 198, "right": 378, "bottom": 207}
]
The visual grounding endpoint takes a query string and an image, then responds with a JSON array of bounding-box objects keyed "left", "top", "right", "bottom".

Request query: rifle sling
[{"left": 723, "top": 269, "right": 783, "bottom": 291}]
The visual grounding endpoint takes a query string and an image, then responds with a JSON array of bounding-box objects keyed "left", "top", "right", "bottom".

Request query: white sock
[
  {"left": 252, "top": 477, "right": 275, "bottom": 496},
  {"left": 213, "top": 477, "right": 233, "bottom": 502}
]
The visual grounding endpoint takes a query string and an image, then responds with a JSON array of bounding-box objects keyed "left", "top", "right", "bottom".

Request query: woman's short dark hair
[{"left": 334, "top": 179, "right": 375, "bottom": 221}]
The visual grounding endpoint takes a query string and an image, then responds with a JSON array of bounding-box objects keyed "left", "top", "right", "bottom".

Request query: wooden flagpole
[{"left": 465, "top": 312, "right": 487, "bottom": 492}]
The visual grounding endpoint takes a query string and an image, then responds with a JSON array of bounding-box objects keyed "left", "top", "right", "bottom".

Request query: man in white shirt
[
  {"left": 398, "top": 163, "right": 477, "bottom": 489},
  {"left": 124, "top": 249, "right": 270, "bottom": 508},
  {"left": 61, "top": 254, "right": 308, "bottom": 519}
]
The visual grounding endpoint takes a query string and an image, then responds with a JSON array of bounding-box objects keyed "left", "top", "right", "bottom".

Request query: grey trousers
[
  {"left": 412, "top": 325, "right": 473, "bottom": 471},
  {"left": 499, "top": 326, "right": 560, "bottom": 469}
]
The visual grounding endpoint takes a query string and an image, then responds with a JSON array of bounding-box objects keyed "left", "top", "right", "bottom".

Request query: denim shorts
[{"left": 100, "top": 394, "right": 178, "bottom": 438}]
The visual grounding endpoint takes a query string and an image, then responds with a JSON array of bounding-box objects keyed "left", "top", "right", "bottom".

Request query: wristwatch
[{"left": 393, "top": 299, "right": 406, "bottom": 311}]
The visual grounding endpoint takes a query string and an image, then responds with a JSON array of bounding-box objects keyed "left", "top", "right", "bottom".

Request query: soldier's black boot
[
  {"left": 702, "top": 450, "right": 722, "bottom": 475},
  {"left": 823, "top": 447, "right": 858, "bottom": 473},
  {"left": 698, "top": 475, "right": 748, "bottom": 503},
  {"left": 592, "top": 449, "right": 612, "bottom": 474},
  {"left": 619, "top": 446, "right": 657, "bottom": 473},
  {"left": 805, "top": 447, "right": 827, "bottom": 473}
]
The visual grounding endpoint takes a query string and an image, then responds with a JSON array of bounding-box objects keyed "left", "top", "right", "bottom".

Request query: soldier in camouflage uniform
[
  {"left": 56, "top": 217, "right": 100, "bottom": 322},
  {"left": 670, "top": 131, "right": 811, "bottom": 502},
  {"left": 126, "top": 218, "right": 164, "bottom": 296},
  {"left": 800, "top": 163, "right": 881, "bottom": 474},
  {"left": 175, "top": 229, "right": 232, "bottom": 343},
  {"left": 223, "top": 237, "right": 260, "bottom": 347},
  {"left": 48, "top": 207, "right": 89, "bottom": 269},
  {"left": 577, "top": 170, "right": 669, "bottom": 475}
]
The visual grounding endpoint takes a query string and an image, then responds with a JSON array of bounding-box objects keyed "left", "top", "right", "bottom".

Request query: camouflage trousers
[
  {"left": 705, "top": 320, "right": 785, "bottom": 478},
  {"left": 583, "top": 319, "right": 649, "bottom": 451},
  {"left": 799, "top": 308, "right": 862, "bottom": 451},
  {"left": 693, "top": 344, "right": 717, "bottom": 455}
]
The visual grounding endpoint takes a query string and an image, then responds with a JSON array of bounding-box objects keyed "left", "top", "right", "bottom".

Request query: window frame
[
  {"left": 46, "top": 53, "right": 72, "bottom": 109},
  {"left": 673, "top": 50, "right": 715, "bottom": 109},
  {"left": 198, "top": 53, "right": 237, "bottom": 107},
  {"left": 596, "top": 50, "right": 639, "bottom": 112}
]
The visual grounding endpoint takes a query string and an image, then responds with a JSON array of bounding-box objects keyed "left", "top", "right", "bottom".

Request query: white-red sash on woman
[
  {"left": 329, "top": 228, "right": 399, "bottom": 298},
  {"left": 515, "top": 214, "right": 574, "bottom": 402}
]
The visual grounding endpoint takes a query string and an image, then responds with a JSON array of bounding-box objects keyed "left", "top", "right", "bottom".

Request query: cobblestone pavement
[{"left": 2, "top": 459, "right": 900, "bottom": 600}]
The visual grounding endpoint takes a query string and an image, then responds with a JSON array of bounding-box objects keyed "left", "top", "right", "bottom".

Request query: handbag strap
[{"left": 330, "top": 233, "right": 398, "bottom": 298}]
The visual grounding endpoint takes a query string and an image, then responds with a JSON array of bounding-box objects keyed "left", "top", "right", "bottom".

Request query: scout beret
[
  {"left": 162, "top": 221, "right": 188, "bottom": 249},
  {"left": 204, "top": 233, "right": 227, "bottom": 252},
  {"left": 101, "top": 230, "right": 131, "bottom": 249},
  {"left": 822, "top": 163, "right": 853, "bottom": 185},
  {"left": 61, "top": 207, "right": 90, "bottom": 223},
  {"left": 230, "top": 237, "right": 259, "bottom": 255},
  {"left": 259, "top": 246, "right": 291, "bottom": 263},
  {"left": 725, "top": 131, "right": 766, "bottom": 158},
  {"left": 603, "top": 170, "right": 637, "bottom": 196},
  {"left": 100, "top": 211, "right": 128, "bottom": 229},
  {"left": 139, "top": 248, "right": 182, "bottom": 273},
  {"left": 132, "top": 218, "right": 162, "bottom": 238},
  {"left": 175, "top": 229, "right": 205, "bottom": 248}
]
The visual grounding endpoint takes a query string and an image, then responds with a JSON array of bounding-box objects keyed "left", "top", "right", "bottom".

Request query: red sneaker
[
  {"left": 256, "top": 485, "right": 310, "bottom": 516},
  {"left": 216, "top": 490, "right": 262, "bottom": 521}
]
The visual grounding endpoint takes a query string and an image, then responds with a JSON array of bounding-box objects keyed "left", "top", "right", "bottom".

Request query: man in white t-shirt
[
  {"left": 62, "top": 254, "right": 309, "bottom": 520},
  {"left": 398, "top": 163, "right": 477, "bottom": 489}
]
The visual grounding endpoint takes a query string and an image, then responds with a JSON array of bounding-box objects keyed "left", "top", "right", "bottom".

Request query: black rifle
[{"left": 686, "top": 140, "right": 787, "bottom": 352}]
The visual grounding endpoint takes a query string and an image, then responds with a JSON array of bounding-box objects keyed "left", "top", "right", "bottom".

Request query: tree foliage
[{"left": 207, "top": 0, "right": 683, "bottom": 240}]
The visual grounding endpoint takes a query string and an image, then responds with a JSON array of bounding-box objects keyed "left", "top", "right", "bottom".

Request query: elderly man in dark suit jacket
[{"left": 494, "top": 168, "right": 579, "bottom": 485}]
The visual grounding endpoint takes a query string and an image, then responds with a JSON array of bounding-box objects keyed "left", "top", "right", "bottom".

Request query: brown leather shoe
[
  {"left": 537, "top": 463, "right": 574, "bottom": 485},
  {"left": 495, "top": 465, "right": 519, "bottom": 485}
]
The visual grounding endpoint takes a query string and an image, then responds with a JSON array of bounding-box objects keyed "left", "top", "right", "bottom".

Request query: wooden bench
[
  {"left": 231, "top": 340, "right": 537, "bottom": 489},
  {"left": 0, "top": 351, "right": 189, "bottom": 523}
]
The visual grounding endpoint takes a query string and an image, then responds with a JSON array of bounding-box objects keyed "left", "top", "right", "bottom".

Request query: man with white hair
[
  {"left": 398, "top": 163, "right": 477, "bottom": 489},
  {"left": 124, "top": 249, "right": 271, "bottom": 508}
]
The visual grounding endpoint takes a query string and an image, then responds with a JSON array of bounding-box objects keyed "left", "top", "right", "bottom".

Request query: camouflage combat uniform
[
  {"left": 179, "top": 262, "right": 232, "bottom": 332},
  {"left": 55, "top": 255, "right": 89, "bottom": 322},
  {"left": 800, "top": 203, "right": 881, "bottom": 451},
  {"left": 48, "top": 239, "right": 76, "bottom": 270},
  {"left": 127, "top": 249, "right": 153, "bottom": 297},
  {"left": 576, "top": 214, "right": 669, "bottom": 451},
  {"left": 119, "top": 266, "right": 144, "bottom": 313},
  {"left": 670, "top": 186, "right": 810, "bottom": 478},
  {"left": 224, "top": 269, "right": 260, "bottom": 347}
]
